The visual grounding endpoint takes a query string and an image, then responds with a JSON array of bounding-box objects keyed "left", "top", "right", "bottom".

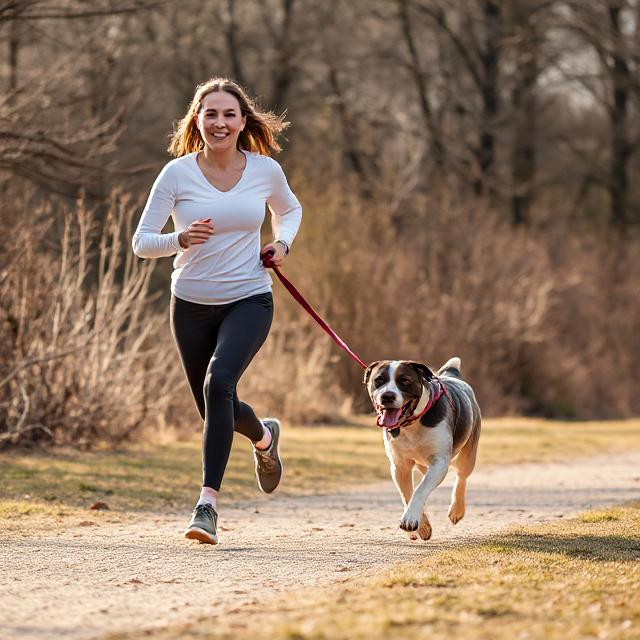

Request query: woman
[{"left": 132, "top": 78, "right": 302, "bottom": 544}]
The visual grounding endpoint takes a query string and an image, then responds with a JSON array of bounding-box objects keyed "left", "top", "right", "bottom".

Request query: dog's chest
[{"left": 384, "top": 421, "right": 450, "bottom": 465}]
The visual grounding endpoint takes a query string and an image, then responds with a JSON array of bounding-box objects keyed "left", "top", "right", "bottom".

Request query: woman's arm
[
  {"left": 132, "top": 163, "right": 183, "bottom": 258},
  {"left": 267, "top": 158, "right": 302, "bottom": 252}
]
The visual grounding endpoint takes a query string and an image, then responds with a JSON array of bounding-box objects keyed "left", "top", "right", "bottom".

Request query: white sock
[
  {"left": 254, "top": 422, "right": 272, "bottom": 451},
  {"left": 196, "top": 486, "right": 218, "bottom": 508}
]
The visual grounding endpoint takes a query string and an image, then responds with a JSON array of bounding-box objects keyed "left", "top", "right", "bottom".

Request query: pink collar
[{"left": 379, "top": 377, "right": 445, "bottom": 432}]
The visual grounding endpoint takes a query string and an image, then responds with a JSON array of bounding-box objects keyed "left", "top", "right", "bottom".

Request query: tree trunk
[
  {"left": 224, "top": 0, "right": 245, "bottom": 87},
  {"left": 397, "top": 0, "right": 446, "bottom": 174},
  {"left": 608, "top": 3, "right": 630, "bottom": 228},
  {"left": 510, "top": 7, "right": 538, "bottom": 226},
  {"left": 474, "top": 0, "right": 502, "bottom": 198},
  {"left": 270, "top": 0, "right": 296, "bottom": 110}
]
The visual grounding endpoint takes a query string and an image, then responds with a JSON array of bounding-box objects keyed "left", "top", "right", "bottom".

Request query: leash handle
[{"left": 261, "top": 249, "right": 368, "bottom": 369}]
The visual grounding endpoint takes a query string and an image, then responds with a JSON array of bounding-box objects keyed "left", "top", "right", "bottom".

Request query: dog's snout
[{"left": 380, "top": 391, "right": 397, "bottom": 404}]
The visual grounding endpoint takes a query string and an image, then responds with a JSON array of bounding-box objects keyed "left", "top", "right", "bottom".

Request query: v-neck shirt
[
  {"left": 195, "top": 151, "right": 247, "bottom": 193},
  {"left": 132, "top": 150, "right": 302, "bottom": 305}
]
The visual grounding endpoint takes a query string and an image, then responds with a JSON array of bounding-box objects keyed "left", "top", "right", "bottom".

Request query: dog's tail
[{"left": 437, "top": 356, "right": 462, "bottom": 379}]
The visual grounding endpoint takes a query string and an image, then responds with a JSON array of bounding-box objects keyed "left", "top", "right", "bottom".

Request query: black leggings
[{"left": 169, "top": 291, "right": 274, "bottom": 491}]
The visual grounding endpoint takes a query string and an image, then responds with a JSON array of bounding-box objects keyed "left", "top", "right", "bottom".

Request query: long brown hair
[{"left": 168, "top": 78, "right": 289, "bottom": 157}]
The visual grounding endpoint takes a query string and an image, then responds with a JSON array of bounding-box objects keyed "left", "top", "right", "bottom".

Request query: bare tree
[
  {"left": 505, "top": 0, "right": 546, "bottom": 225},
  {"left": 0, "top": 0, "right": 168, "bottom": 195},
  {"left": 396, "top": 0, "right": 447, "bottom": 175},
  {"left": 560, "top": 0, "right": 640, "bottom": 227},
  {"left": 409, "top": 0, "right": 504, "bottom": 198}
]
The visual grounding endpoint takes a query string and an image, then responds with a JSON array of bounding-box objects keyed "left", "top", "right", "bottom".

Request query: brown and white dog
[{"left": 364, "top": 357, "right": 481, "bottom": 540}]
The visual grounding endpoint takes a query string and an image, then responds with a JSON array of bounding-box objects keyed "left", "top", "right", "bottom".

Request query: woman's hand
[
  {"left": 260, "top": 241, "right": 288, "bottom": 267},
  {"left": 179, "top": 218, "right": 214, "bottom": 249}
]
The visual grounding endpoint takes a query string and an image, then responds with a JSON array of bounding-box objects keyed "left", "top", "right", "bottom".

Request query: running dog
[{"left": 363, "top": 357, "right": 481, "bottom": 540}]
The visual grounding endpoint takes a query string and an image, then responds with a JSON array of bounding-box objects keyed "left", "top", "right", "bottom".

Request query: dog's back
[{"left": 433, "top": 356, "right": 480, "bottom": 455}]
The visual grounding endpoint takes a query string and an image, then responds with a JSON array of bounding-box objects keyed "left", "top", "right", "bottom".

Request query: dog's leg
[
  {"left": 414, "top": 464, "right": 432, "bottom": 540},
  {"left": 448, "top": 475, "right": 466, "bottom": 524},
  {"left": 399, "top": 455, "right": 449, "bottom": 532},
  {"left": 448, "top": 417, "right": 481, "bottom": 524},
  {"left": 390, "top": 461, "right": 414, "bottom": 508},
  {"left": 390, "top": 461, "right": 423, "bottom": 539}
]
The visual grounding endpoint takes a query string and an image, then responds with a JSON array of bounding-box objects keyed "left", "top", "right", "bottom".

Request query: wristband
[{"left": 276, "top": 240, "right": 290, "bottom": 255}]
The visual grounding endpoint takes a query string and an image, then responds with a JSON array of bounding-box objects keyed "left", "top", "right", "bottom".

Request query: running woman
[{"left": 132, "top": 78, "right": 302, "bottom": 544}]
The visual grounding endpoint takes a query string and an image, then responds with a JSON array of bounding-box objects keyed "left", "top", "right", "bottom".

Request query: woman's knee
[{"left": 203, "top": 368, "right": 237, "bottom": 401}]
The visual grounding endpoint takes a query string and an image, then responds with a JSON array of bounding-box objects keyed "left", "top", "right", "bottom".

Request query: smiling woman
[{"left": 131, "top": 78, "right": 303, "bottom": 545}]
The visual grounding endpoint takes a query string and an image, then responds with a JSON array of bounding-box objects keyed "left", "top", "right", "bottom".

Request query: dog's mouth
[{"left": 375, "top": 400, "right": 416, "bottom": 428}]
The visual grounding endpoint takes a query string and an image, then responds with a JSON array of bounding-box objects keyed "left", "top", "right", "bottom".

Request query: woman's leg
[
  {"left": 201, "top": 293, "right": 273, "bottom": 491},
  {"left": 169, "top": 295, "right": 217, "bottom": 423},
  {"left": 170, "top": 295, "right": 267, "bottom": 443}
]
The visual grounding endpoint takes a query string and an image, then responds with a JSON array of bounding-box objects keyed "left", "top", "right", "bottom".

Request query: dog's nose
[{"left": 380, "top": 392, "right": 397, "bottom": 404}]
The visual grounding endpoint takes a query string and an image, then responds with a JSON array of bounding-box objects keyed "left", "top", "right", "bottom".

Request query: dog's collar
[
  {"left": 401, "top": 378, "right": 444, "bottom": 427},
  {"left": 383, "top": 378, "right": 444, "bottom": 436}
]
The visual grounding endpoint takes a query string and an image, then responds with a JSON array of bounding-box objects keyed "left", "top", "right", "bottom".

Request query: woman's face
[{"left": 195, "top": 91, "right": 246, "bottom": 153}]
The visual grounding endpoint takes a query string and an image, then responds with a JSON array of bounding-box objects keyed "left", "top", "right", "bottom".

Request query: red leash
[
  {"left": 261, "top": 250, "right": 456, "bottom": 421},
  {"left": 261, "top": 250, "right": 368, "bottom": 369}
]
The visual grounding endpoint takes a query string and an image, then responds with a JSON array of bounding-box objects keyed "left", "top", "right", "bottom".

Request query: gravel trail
[{"left": 2, "top": 451, "right": 639, "bottom": 640}]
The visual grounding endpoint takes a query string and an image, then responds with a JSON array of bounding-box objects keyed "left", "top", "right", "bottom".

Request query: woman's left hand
[{"left": 260, "top": 241, "right": 288, "bottom": 267}]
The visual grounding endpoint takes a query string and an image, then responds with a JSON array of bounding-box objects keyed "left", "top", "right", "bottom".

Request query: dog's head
[{"left": 363, "top": 360, "right": 434, "bottom": 428}]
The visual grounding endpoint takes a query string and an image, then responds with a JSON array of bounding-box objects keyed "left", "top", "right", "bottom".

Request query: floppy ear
[
  {"left": 406, "top": 361, "right": 434, "bottom": 382},
  {"left": 363, "top": 361, "right": 382, "bottom": 385}
]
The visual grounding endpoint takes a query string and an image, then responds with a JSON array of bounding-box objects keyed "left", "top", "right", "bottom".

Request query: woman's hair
[{"left": 168, "top": 77, "right": 289, "bottom": 157}]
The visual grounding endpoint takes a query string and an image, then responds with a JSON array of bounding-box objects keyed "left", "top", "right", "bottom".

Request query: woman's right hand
[{"left": 179, "top": 218, "right": 214, "bottom": 249}]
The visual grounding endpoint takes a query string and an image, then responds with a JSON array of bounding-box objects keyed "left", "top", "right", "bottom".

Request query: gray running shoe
[
  {"left": 184, "top": 503, "right": 218, "bottom": 544},
  {"left": 253, "top": 418, "right": 283, "bottom": 494}
]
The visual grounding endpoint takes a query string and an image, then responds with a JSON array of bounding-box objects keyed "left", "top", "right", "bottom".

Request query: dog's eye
[
  {"left": 398, "top": 377, "right": 410, "bottom": 385},
  {"left": 375, "top": 376, "right": 386, "bottom": 385}
]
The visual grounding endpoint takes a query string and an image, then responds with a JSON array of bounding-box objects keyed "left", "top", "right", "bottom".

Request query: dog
[{"left": 364, "top": 357, "right": 481, "bottom": 540}]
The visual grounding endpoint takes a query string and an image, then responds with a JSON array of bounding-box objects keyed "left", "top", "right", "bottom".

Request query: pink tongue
[{"left": 381, "top": 408, "right": 402, "bottom": 427}]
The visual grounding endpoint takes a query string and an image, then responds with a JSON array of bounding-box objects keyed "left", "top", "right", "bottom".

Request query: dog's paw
[
  {"left": 418, "top": 515, "right": 432, "bottom": 540},
  {"left": 399, "top": 511, "right": 420, "bottom": 532},
  {"left": 448, "top": 501, "right": 465, "bottom": 524}
]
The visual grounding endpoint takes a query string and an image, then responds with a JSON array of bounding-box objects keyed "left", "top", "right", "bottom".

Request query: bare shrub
[
  {"left": 0, "top": 191, "right": 182, "bottom": 447},
  {"left": 239, "top": 179, "right": 640, "bottom": 421}
]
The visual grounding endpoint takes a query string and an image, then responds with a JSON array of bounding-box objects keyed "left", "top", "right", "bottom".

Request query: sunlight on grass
[{"left": 1, "top": 417, "right": 639, "bottom": 516}]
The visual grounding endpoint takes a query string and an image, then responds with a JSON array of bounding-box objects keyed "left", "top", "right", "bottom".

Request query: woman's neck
[{"left": 200, "top": 146, "right": 244, "bottom": 170}]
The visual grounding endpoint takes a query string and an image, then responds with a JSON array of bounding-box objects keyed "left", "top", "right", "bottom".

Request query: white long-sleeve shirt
[{"left": 132, "top": 150, "right": 302, "bottom": 305}]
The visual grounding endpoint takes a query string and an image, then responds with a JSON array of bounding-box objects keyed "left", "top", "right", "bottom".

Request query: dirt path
[{"left": 2, "top": 451, "right": 640, "bottom": 640}]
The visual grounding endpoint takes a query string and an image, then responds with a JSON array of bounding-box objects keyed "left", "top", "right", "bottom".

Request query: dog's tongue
[{"left": 380, "top": 408, "right": 402, "bottom": 428}]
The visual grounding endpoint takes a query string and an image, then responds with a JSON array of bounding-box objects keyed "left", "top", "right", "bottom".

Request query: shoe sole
[{"left": 184, "top": 526, "right": 218, "bottom": 544}]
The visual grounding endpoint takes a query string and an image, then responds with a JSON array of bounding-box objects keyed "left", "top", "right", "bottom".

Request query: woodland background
[{"left": 1, "top": 0, "right": 639, "bottom": 447}]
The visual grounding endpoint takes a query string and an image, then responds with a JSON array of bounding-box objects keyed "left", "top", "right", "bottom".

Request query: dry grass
[
  {"left": 1, "top": 417, "right": 639, "bottom": 519},
  {"left": 117, "top": 502, "right": 640, "bottom": 640},
  {"left": 476, "top": 416, "right": 640, "bottom": 466},
  {"left": 0, "top": 422, "right": 388, "bottom": 517}
]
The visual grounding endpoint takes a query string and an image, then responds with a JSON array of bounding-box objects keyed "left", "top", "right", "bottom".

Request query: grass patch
[
  {"left": 1, "top": 417, "right": 639, "bottom": 516},
  {"left": 477, "top": 417, "right": 640, "bottom": 466},
  {"left": 0, "top": 424, "right": 388, "bottom": 515},
  {"left": 126, "top": 503, "right": 640, "bottom": 640}
]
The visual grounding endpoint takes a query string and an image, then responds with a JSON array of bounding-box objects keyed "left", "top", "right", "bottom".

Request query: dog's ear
[
  {"left": 363, "top": 361, "right": 382, "bottom": 385},
  {"left": 406, "top": 361, "right": 434, "bottom": 382}
]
